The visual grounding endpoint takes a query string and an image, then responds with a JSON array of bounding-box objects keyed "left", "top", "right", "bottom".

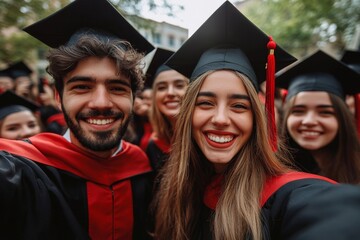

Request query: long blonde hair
[{"left": 153, "top": 70, "right": 291, "bottom": 240}]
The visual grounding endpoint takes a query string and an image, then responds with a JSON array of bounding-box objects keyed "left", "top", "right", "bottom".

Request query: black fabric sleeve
[
  {"left": 0, "top": 151, "right": 89, "bottom": 240},
  {"left": 264, "top": 179, "right": 360, "bottom": 240}
]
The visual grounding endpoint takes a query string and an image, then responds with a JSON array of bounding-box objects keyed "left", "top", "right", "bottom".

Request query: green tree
[{"left": 241, "top": 0, "right": 360, "bottom": 57}]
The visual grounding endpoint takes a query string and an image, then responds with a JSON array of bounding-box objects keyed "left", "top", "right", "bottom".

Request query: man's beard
[{"left": 62, "top": 106, "right": 131, "bottom": 152}]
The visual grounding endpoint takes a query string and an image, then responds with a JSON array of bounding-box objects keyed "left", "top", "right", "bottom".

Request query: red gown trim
[
  {"left": 151, "top": 135, "right": 170, "bottom": 154},
  {"left": 0, "top": 133, "right": 152, "bottom": 185},
  {"left": 204, "top": 171, "right": 337, "bottom": 210}
]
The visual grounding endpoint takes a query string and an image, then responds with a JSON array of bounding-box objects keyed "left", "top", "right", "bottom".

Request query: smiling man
[{"left": 0, "top": 0, "right": 155, "bottom": 239}]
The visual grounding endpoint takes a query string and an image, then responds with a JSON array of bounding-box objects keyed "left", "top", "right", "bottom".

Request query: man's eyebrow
[
  {"left": 107, "top": 79, "right": 131, "bottom": 88},
  {"left": 65, "top": 76, "right": 131, "bottom": 88},
  {"left": 65, "top": 76, "right": 93, "bottom": 85}
]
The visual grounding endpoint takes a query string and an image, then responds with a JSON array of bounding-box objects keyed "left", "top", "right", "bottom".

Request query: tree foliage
[{"left": 241, "top": 0, "right": 360, "bottom": 57}]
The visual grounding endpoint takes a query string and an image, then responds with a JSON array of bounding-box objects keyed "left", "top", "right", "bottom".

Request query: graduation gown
[
  {"left": 145, "top": 136, "right": 170, "bottom": 175},
  {"left": 200, "top": 172, "right": 360, "bottom": 239},
  {"left": 0, "top": 133, "right": 153, "bottom": 240}
]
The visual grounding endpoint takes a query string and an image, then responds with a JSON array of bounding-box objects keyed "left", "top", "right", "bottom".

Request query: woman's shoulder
[{"left": 263, "top": 172, "right": 360, "bottom": 239}]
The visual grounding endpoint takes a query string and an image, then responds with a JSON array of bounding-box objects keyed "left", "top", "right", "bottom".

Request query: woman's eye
[
  {"left": 233, "top": 103, "right": 249, "bottom": 109},
  {"left": 290, "top": 109, "right": 304, "bottom": 114},
  {"left": 195, "top": 101, "right": 212, "bottom": 106},
  {"left": 156, "top": 86, "right": 167, "bottom": 91},
  {"left": 320, "top": 111, "right": 335, "bottom": 115}
]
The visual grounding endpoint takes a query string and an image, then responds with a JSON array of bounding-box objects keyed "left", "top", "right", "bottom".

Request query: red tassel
[
  {"left": 354, "top": 94, "right": 360, "bottom": 137},
  {"left": 266, "top": 36, "right": 277, "bottom": 151}
]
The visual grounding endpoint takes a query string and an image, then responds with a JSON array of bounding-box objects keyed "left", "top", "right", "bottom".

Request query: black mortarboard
[
  {"left": 165, "top": 1, "right": 297, "bottom": 151},
  {"left": 0, "top": 67, "right": 12, "bottom": 78},
  {"left": 8, "top": 61, "right": 33, "bottom": 79},
  {"left": 0, "top": 90, "right": 39, "bottom": 120},
  {"left": 341, "top": 50, "right": 360, "bottom": 73},
  {"left": 23, "top": 0, "right": 154, "bottom": 54},
  {"left": 144, "top": 47, "right": 175, "bottom": 88},
  {"left": 276, "top": 50, "right": 360, "bottom": 101},
  {"left": 164, "top": 1, "right": 296, "bottom": 91}
]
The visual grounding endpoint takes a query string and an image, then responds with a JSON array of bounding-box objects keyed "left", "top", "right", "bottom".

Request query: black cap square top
[
  {"left": 341, "top": 50, "right": 360, "bottom": 73},
  {"left": 8, "top": 61, "right": 33, "bottom": 79},
  {"left": 164, "top": 1, "right": 296, "bottom": 91},
  {"left": 23, "top": 0, "right": 154, "bottom": 54},
  {"left": 144, "top": 47, "right": 175, "bottom": 88},
  {"left": 276, "top": 50, "right": 360, "bottom": 100}
]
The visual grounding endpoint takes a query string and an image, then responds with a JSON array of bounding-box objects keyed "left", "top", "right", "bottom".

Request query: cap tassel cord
[
  {"left": 266, "top": 36, "right": 277, "bottom": 151},
  {"left": 354, "top": 93, "right": 360, "bottom": 137}
]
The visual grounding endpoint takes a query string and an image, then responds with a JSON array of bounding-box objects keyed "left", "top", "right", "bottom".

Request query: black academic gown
[
  {"left": 145, "top": 137, "right": 170, "bottom": 175},
  {"left": 200, "top": 172, "right": 360, "bottom": 239},
  {"left": 0, "top": 133, "right": 153, "bottom": 240}
]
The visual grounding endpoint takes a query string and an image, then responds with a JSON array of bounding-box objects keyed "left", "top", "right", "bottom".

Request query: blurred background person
[
  {"left": 0, "top": 66, "right": 15, "bottom": 93},
  {"left": 8, "top": 61, "right": 67, "bottom": 135},
  {"left": 341, "top": 50, "right": 360, "bottom": 118},
  {"left": 0, "top": 90, "right": 41, "bottom": 140},
  {"left": 277, "top": 50, "right": 360, "bottom": 184},
  {"left": 130, "top": 87, "right": 153, "bottom": 150},
  {"left": 8, "top": 61, "right": 36, "bottom": 101},
  {"left": 145, "top": 47, "right": 189, "bottom": 174}
]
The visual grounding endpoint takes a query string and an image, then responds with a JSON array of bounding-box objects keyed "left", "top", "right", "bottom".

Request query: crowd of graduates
[{"left": 1, "top": 0, "right": 360, "bottom": 239}]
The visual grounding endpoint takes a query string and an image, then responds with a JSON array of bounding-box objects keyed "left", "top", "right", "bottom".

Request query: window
[
  {"left": 168, "top": 35, "right": 175, "bottom": 47},
  {"left": 153, "top": 33, "right": 161, "bottom": 44}
]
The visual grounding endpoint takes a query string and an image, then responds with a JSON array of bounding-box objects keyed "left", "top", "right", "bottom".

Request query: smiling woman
[
  {"left": 278, "top": 50, "right": 360, "bottom": 184},
  {"left": 151, "top": 2, "right": 360, "bottom": 240},
  {"left": 145, "top": 47, "right": 189, "bottom": 175},
  {"left": 0, "top": 90, "right": 41, "bottom": 140}
]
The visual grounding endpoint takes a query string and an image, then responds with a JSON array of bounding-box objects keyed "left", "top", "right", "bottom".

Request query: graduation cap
[
  {"left": 165, "top": 1, "right": 296, "bottom": 150},
  {"left": 276, "top": 49, "right": 360, "bottom": 136},
  {"left": 0, "top": 67, "right": 12, "bottom": 78},
  {"left": 23, "top": 0, "right": 154, "bottom": 54},
  {"left": 276, "top": 50, "right": 360, "bottom": 100},
  {"left": 8, "top": 61, "right": 33, "bottom": 79},
  {"left": 341, "top": 50, "right": 360, "bottom": 73},
  {"left": 0, "top": 90, "right": 39, "bottom": 120},
  {"left": 144, "top": 47, "right": 175, "bottom": 88}
]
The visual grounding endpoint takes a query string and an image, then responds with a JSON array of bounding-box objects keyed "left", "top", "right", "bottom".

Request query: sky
[{"left": 141, "top": 0, "right": 230, "bottom": 36}]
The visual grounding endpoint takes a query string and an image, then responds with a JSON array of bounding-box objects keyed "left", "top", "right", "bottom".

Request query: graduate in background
[
  {"left": 125, "top": 49, "right": 159, "bottom": 150},
  {"left": 152, "top": 2, "right": 360, "bottom": 239},
  {"left": 0, "top": 0, "right": 154, "bottom": 239},
  {"left": 0, "top": 90, "right": 41, "bottom": 139},
  {"left": 8, "top": 61, "right": 36, "bottom": 101},
  {"left": 145, "top": 47, "right": 189, "bottom": 174},
  {"left": 0, "top": 66, "right": 15, "bottom": 93},
  {"left": 277, "top": 50, "right": 360, "bottom": 184},
  {"left": 341, "top": 49, "right": 360, "bottom": 115}
]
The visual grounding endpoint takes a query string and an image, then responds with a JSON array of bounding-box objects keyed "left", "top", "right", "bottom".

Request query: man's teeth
[
  {"left": 87, "top": 119, "right": 114, "bottom": 125},
  {"left": 208, "top": 134, "right": 233, "bottom": 143}
]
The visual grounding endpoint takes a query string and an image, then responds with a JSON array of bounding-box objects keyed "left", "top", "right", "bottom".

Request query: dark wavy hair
[{"left": 46, "top": 34, "right": 145, "bottom": 97}]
